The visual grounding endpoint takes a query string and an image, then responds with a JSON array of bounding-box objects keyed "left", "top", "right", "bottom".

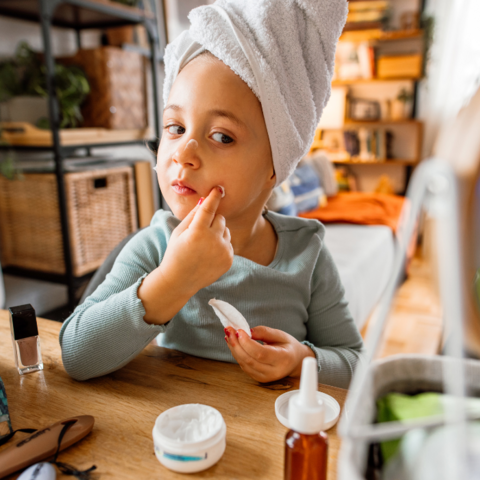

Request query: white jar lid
[{"left": 153, "top": 404, "right": 224, "bottom": 446}]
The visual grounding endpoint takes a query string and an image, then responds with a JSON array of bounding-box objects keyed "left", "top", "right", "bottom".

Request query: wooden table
[{"left": 0, "top": 311, "right": 347, "bottom": 479}]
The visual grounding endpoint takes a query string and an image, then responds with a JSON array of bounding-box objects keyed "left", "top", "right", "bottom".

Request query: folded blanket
[{"left": 299, "top": 192, "right": 405, "bottom": 233}]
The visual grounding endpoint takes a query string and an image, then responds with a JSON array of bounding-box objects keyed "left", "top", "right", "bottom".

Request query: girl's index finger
[{"left": 191, "top": 186, "right": 224, "bottom": 228}]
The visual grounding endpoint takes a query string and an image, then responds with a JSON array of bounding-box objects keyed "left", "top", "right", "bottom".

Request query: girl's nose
[{"left": 173, "top": 139, "right": 200, "bottom": 168}]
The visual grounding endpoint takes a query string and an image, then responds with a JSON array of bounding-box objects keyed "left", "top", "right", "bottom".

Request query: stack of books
[
  {"left": 344, "top": 0, "right": 389, "bottom": 31},
  {"left": 343, "top": 129, "right": 393, "bottom": 161}
]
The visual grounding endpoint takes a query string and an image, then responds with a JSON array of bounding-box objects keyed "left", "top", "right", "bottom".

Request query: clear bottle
[
  {"left": 9, "top": 304, "right": 43, "bottom": 375},
  {"left": 284, "top": 357, "right": 328, "bottom": 480}
]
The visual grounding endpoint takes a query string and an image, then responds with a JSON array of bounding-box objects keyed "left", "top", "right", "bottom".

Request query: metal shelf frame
[{"left": 1, "top": 0, "right": 167, "bottom": 310}]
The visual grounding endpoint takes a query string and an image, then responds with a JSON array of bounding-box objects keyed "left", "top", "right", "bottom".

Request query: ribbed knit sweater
[{"left": 59, "top": 210, "right": 364, "bottom": 387}]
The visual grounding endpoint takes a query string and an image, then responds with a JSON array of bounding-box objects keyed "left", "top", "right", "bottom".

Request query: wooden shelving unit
[
  {"left": 0, "top": 122, "right": 153, "bottom": 147},
  {"left": 332, "top": 77, "right": 421, "bottom": 86},
  {"left": 0, "top": 0, "right": 167, "bottom": 309},
  {"left": 340, "top": 28, "right": 424, "bottom": 43},
  {"left": 344, "top": 119, "right": 422, "bottom": 126},
  {"left": 326, "top": 1, "right": 426, "bottom": 194},
  {"left": 332, "top": 159, "right": 418, "bottom": 166}
]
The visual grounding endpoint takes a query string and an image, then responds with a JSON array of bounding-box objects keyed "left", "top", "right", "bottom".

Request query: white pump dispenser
[{"left": 288, "top": 357, "right": 325, "bottom": 434}]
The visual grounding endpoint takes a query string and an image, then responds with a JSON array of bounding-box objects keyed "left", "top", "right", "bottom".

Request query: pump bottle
[{"left": 284, "top": 357, "right": 328, "bottom": 480}]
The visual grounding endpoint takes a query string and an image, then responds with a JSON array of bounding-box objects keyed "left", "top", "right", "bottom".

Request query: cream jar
[{"left": 153, "top": 404, "right": 226, "bottom": 473}]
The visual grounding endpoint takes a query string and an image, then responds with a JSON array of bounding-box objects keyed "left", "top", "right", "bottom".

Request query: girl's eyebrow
[
  {"left": 209, "top": 109, "right": 246, "bottom": 129},
  {"left": 163, "top": 104, "right": 246, "bottom": 130},
  {"left": 164, "top": 103, "right": 182, "bottom": 112}
]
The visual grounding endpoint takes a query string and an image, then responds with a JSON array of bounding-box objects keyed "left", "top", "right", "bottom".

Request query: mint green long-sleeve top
[{"left": 59, "top": 210, "right": 364, "bottom": 387}]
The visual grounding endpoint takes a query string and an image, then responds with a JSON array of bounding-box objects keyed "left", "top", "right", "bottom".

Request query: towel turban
[{"left": 163, "top": 0, "right": 348, "bottom": 186}]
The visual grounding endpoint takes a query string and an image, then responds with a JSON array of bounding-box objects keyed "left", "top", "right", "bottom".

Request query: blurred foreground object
[{"left": 338, "top": 88, "right": 480, "bottom": 479}]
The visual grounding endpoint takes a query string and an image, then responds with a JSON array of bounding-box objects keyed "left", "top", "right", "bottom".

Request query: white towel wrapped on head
[{"left": 163, "top": 0, "right": 348, "bottom": 186}]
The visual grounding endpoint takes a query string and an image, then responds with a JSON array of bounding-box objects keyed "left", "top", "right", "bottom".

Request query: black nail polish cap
[{"left": 8, "top": 304, "right": 38, "bottom": 340}]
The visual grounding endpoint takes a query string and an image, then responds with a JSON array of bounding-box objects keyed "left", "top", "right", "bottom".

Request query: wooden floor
[{"left": 361, "top": 247, "right": 444, "bottom": 358}]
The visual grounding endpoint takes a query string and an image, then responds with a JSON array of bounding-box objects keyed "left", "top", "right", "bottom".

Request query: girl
[{"left": 60, "top": 0, "right": 364, "bottom": 388}]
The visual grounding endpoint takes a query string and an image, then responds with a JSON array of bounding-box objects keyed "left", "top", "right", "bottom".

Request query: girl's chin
[{"left": 169, "top": 200, "right": 197, "bottom": 220}]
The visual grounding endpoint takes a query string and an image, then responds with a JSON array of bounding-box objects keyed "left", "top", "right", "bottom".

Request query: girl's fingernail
[
  {"left": 224, "top": 328, "right": 230, "bottom": 337},
  {"left": 197, "top": 197, "right": 204, "bottom": 205},
  {"left": 235, "top": 331, "right": 239, "bottom": 338},
  {"left": 225, "top": 336, "right": 228, "bottom": 343}
]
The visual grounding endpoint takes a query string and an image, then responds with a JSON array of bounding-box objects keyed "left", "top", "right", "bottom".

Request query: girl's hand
[
  {"left": 161, "top": 186, "right": 234, "bottom": 293},
  {"left": 224, "top": 326, "right": 316, "bottom": 383},
  {"left": 139, "top": 187, "right": 233, "bottom": 325}
]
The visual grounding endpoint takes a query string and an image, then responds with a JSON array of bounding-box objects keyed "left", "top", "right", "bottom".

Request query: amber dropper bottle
[{"left": 284, "top": 357, "right": 328, "bottom": 480}]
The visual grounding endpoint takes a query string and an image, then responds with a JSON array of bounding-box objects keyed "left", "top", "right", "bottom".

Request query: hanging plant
[{"left": 421, "top": 15, "right": 435, "bottom": 78}]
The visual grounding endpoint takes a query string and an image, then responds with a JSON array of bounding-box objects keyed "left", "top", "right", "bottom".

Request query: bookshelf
[
  {"left": 324, "top": 0, "right": 426, "bottom": 194},
  {"left": 340, "top": 28, "right": 424, "bottom": 42},
  {"left": 345, "top": 119, "right": 422, "bottom": 126},
  {"left": 332, "top": 159, "right": 417, "bottom": 166},
  {"left": 332, "top": 77, "right": 420, "bottom": 86}
]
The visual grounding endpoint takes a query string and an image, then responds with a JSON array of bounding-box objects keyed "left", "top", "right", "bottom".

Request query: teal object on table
[{"left": 0, "top": 376, "right": 13, "bottom": 440}]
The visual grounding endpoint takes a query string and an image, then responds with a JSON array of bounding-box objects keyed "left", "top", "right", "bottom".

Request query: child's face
[{"left": 157, "top": 54, "right": 275, "bottom": 221}]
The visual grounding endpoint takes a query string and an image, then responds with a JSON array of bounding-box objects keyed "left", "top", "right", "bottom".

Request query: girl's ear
[{"left": 269, "top": 168, "right": 276, "bottom": 183}]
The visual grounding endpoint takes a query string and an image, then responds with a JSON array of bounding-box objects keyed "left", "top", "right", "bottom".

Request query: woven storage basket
[
  {"left": 0, "top": 166, "right": 137, "bottom": 276},
  {"left": 61, "top": 47, "right": 147, "bottom": 129}
]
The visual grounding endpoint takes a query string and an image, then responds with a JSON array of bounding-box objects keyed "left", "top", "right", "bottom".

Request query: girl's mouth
[{"left": 171, "top": 181, "right": 197, "bottom": 196}]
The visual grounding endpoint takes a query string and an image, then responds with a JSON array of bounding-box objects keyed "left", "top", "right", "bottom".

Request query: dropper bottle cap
[{"left": 288, "top": 357, "right": 325, "bottom": 434}]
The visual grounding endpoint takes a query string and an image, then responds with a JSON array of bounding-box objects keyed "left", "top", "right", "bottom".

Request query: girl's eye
[
  {"left": 167, "top": 125, "right": 185, "bottom": 135},
  {"left": 212, "top": 132, "right": 234, "bottom": 144}
]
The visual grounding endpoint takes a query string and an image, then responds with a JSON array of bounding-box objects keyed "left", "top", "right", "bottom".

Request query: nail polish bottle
[
  {"left": 8, "top": 304, "right": 43, "bottom": 375},
  {"left": 284, "top": 357, "right": 328, "bottom": 480}
]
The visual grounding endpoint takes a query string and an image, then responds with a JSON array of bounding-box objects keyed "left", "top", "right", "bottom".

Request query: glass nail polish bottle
[
  {"left": 284, "top": 357, "right": 328, "bottom": 480},
  {"left": 9, "top": 304, "right": 43, "bottom": 375}
]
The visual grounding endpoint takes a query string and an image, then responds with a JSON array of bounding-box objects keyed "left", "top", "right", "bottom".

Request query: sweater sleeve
[
  {"left": 303, "top": 240, "right": 365, "bottom": 389},
  {"left": 59, "top": 227, "right": 167, "bottom": 381}
]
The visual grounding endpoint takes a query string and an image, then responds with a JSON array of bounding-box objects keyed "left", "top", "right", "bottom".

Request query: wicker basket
[
  {"left": 0, "top": 166, "right": 138, "bottom": 276},
  {"left": 61, "top": 47, "right": 147, "bottom": 129}
]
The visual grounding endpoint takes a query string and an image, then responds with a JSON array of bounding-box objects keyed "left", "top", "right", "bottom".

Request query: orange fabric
[{"left": 299, "top": 192, "right": 405, "bottom": 233}]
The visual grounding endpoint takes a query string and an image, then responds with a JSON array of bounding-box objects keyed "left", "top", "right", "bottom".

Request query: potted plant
[
  {"left": 0, "top": 42, "right": 90, "bottom": 129},
  {"left": 391, "top": 88, "right": 414, "bottom": 120}
]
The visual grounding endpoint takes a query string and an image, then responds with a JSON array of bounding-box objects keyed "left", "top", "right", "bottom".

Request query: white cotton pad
[
  {"left": 208, "top": 298, "right": 251, "bottom": 337},
  {"left": 217, "top": 185, "right": 225, "bottom": 198}
]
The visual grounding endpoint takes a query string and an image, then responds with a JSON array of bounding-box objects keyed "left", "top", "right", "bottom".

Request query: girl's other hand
[{"left": 224, "top": 326, "right": 316, "bottom": 383}]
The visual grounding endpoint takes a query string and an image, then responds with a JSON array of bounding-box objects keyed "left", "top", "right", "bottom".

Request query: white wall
[
  {"left": 0, "top": 16, "right": 101, "bottom": 58},
  {"left": 417, "top": 0, "right": 480, "bottom": 157}
]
